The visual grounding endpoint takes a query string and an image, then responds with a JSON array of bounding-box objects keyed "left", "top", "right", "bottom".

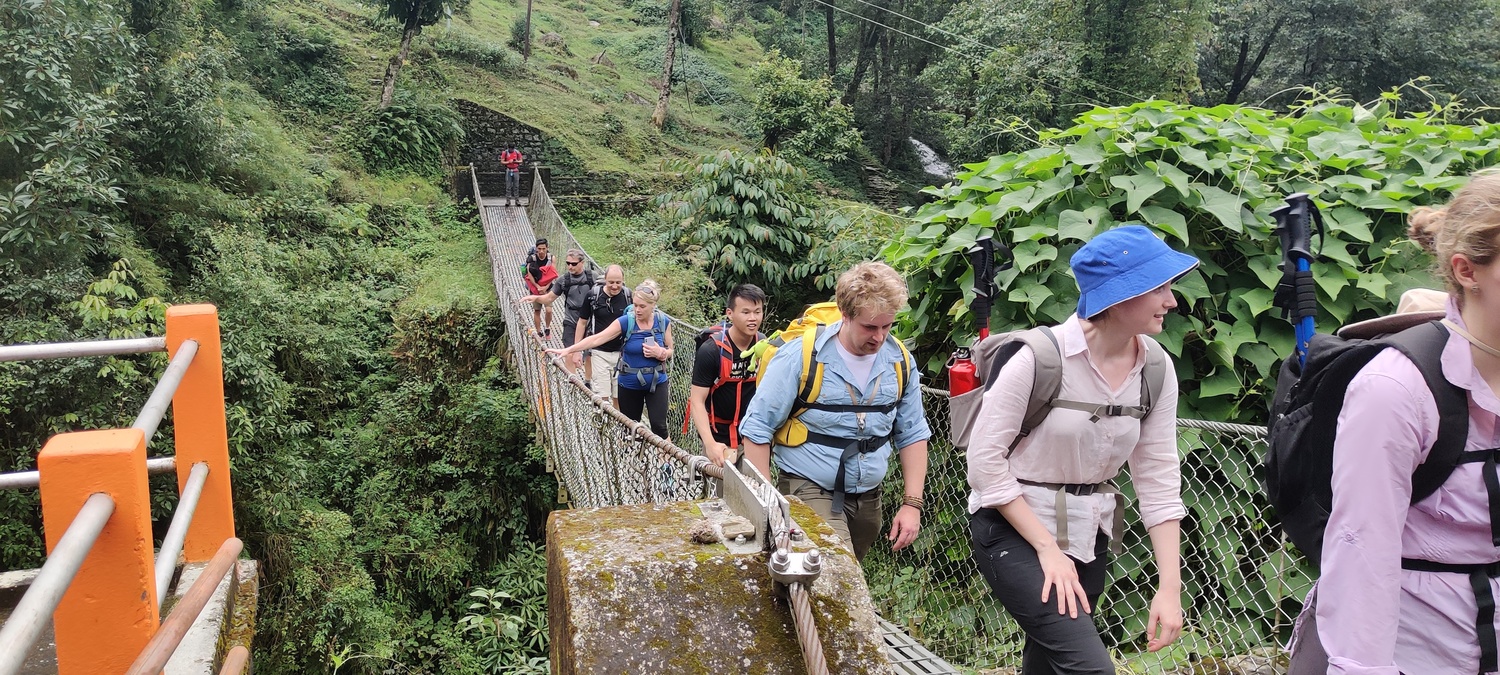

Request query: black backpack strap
[{"left": 1384, "top": 321, "right": 1469, "bottom": 505}]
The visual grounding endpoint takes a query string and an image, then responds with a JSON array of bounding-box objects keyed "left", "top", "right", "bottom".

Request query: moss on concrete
[{"left": 548, "top": 500, "right": 895, "bottom": 674}]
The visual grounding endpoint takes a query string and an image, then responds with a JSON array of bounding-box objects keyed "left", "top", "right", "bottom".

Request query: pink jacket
[{"left": 1303, "top": 301, "right": 1500, "bottom": 674}]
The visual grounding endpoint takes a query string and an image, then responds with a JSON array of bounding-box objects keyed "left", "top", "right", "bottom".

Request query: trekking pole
[
  {"left": 969, "top": 236, "right": 1000, "bottom": 340},
  {"left": 948, "top": 236, "right": 1012, "bottom": 395},
  {"left": 1271, "top": 193, "right": 1324, "bottom": 366}
]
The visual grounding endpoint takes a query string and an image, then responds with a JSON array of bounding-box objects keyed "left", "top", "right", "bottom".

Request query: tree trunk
[
  {"left": 524, "top": 0, "right": 534, "bottom": 61},
  {"left": 825, "top": 3, "right": 837, "bottom": 77},
  {"left": 652, "top": 0, "right": 682, "bottom": 128},
  {"left": 843, "top": 21, "right": 878, "bottom": 105},
  {"left": 379, "top": 20, "right": 420, "bottom": 108},
  {"left": 1224, "top": 16, "right": 1286, "bottom": 104}
]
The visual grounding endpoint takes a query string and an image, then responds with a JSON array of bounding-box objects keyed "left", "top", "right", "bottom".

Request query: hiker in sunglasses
[{"left": 521, "top": 248, "right": 595, "bottom": 371}]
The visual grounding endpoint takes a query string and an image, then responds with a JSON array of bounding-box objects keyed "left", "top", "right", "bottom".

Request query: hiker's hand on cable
[
  {"left": 1038, "top": 544, "right": 1089, "bottom": 619},
  {"left": 705, "top": 441, "right": 729, "bottom": 467},
  {"left": 1145, "top": 587, "right": 1183, "bottom": 652},
  {"left": 887, "top": 506, "right": 920, "bottom": 551},
  {"left": 545, "top": 347, "right": 568, "bottom": 357}
]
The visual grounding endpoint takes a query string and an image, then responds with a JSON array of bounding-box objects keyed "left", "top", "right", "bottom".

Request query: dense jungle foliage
[
  {"left": 2, "top": 0, "right": 556, "bottom": 672},
  {"left": 889, "top": 93, "right": 1500, "bottom": 423}
]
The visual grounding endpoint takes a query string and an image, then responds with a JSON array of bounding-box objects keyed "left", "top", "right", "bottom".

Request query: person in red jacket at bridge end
[{"left": 501, "top": 146, "right": 524, "bottom": 206}]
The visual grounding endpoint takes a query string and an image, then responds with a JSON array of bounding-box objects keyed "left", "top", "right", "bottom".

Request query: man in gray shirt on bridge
[{"left": 520, "top": 248, "right": 596, "bottom": 372}]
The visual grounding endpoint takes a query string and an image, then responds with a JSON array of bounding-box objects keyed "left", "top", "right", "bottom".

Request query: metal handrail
[
  {"left": 125, "top": 537, "right": 243, "bottom": 675},
  {"left": 0, "top": 455, "right": 176, "bottom": 492},
  {"left": 133, "top": 339, "right": 198, "bottom": 444},
  {"left": 0, "top": 338, "right": 193, "bottom": 493},
  {"left": 219, "top": 645, "right": 250, "bottom": 675},
  {"left": 0, "top": 493, "right": 116, "bottom": 675},
  {"left": 0, "top": 336, "right": 167, "bottom": 362},
  {"left": 146, "top": 456, "right": 177, "bottom": 474},
  {"left": 155, "top": 462, "right": 210, "bottom": 610}
]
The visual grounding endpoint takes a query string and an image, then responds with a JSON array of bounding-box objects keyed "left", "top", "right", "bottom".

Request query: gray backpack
[{"left": 949, "top": 326, "right": 1169, "bottom": 453}]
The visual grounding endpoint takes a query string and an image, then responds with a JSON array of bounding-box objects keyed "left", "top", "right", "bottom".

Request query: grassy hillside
[{"left": 259, "top": 0, "right": 768, "bottom": 173}]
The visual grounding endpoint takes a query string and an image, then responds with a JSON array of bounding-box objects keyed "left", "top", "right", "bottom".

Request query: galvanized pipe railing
[
  {"left": 0, "top": 304, "right": 239, "bottom": 674},
  {"left": 133, "top": 339, "right": 198, "bottom": 444},
  {"left": 0, "top": 339, "right": 198, "bottom": 493},
  {"left": 146, "top": 456, "right": 177, "bottom": 474},
  {"left": 0, "top": 456, "right": 175, "bottom": 492},
  {"left": 154, "top": 462, "right": 211, "bottom": 610},
  {"left": 124, "top": 537, "right": 243, "bottom": 675},
  {"left": 0, "top": 493, "right": 116, "bottom": 675},
  {"left": 0, "top": 336, "right": 167, "bottom": 362}
]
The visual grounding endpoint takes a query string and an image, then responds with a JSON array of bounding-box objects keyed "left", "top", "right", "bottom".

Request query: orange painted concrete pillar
[
  {"left": 38, "top": 429, "right": 159, "bottom": 674},
  {"left": 165, "top": 304, "right": 236, "bottom": 561}
]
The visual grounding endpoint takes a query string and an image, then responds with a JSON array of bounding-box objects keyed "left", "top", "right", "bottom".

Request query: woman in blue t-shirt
[{"left": 551, "top": 279, "right": 675, "bottom": 438}]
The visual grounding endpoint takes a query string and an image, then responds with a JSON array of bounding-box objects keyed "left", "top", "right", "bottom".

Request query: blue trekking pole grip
[{"left": 1272, "top": 193, "right": 1321, "bottom": 366}]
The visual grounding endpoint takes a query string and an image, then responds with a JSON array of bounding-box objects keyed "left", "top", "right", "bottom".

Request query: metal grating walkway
[{"left": 879, "top": 619, "right": 963, "bottom": 674}]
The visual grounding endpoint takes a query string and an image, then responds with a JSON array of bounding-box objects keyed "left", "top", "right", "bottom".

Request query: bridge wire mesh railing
[
  {"left": 524, "top": 177, "right": 707, "bottom": 463},
  {"left": 481, "top": 180, "right": 718, "bottom": 508},
  {"left": 861, "top": 389, "right": 1296, "bottom": 672},
  {"left": 493, "top": 173, "right": 1302, "bottom": 672}
]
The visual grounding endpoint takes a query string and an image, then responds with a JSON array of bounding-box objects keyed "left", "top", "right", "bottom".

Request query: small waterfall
[{"left": 909, "top": 138, "right": 955, "bottom": 179}]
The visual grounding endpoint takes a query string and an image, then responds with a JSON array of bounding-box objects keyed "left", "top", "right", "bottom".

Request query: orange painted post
[
  {"left": 165, "top": 304, "right": 236, "bottom": 561},
  {"left": 38, "top": 428, "right": 159, "bottom": 674}
]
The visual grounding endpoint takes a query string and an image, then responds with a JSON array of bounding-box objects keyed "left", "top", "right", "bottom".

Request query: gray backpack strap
[
  {"left": 1139, "top": 337, "right": 1167, "bottom": 415},
  {"left": 1008, "top": 326, "right": 1063, "bottom": 452}
]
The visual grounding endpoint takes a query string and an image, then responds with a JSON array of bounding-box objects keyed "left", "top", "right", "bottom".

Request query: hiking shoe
[{"left": 542, "top": 328, "right": 552, "bottom": 339}]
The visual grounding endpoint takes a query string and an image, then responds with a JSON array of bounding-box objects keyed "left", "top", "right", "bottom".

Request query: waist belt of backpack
[
  {"left": 1016, "top": 478, "right": 1125, "bottom": 555},
  {"left": 617, "top": 363, "right": 664, "bottom": 392},
  {"left": 804, "top": 430, "right": 893, "bottom": 515},
  {"left": 1401, "top": 557, "right": 1500, "bottom": 674}
]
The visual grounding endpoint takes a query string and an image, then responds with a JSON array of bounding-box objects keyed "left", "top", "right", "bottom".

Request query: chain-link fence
[
  {"left": 862, "top": 391, "right": 1299, "bottom": 673},
  {"left": 496, "top": 174, "right": 1304, "bottom": 673}
]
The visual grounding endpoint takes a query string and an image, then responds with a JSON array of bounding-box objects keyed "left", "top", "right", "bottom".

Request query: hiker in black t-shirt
[
  {"left": 688, "top": 284, "right": 766, "bottom": 467},
  {"left": 584, "top": 265, "right": 631, "bottom": 405}
]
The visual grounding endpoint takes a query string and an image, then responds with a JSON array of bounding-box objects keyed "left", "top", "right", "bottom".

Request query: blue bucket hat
[{"left": 1072, "top": 225, "right": 1199, "bottom": 319}]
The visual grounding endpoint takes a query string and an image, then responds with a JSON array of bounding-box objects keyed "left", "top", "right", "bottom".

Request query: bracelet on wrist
[{"left": 901, "top": 495, "right": 925, "bottom": 512}]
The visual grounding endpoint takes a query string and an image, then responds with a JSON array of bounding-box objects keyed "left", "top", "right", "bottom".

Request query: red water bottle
[{"left": 948, "top": 347, "right": 978, "bottom": 395}]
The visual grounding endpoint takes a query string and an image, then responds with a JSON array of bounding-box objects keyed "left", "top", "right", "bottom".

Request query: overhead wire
[
  {"left": 805, "top": 0, "right": 1106, "bottom": 107},
  {"left": 816, "top": 0, "right": 1150, "bottom": 105}
]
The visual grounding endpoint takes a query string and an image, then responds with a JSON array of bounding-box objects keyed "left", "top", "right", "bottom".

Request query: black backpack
[
  {"left": 1265, "top": 320, "right": 1468, "bottom": 565},
  {"left": 557, "top": 269, "right": 595, "bottom": 312}
]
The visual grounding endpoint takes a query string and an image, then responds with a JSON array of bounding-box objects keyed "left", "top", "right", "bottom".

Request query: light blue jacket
[{"left": 738, "top": 321, "right": 931, "bottom": 494}]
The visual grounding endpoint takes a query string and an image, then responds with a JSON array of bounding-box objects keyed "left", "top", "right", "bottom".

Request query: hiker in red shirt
[{"left": 501, "top": 146, "right": 524, "bottom": 206}]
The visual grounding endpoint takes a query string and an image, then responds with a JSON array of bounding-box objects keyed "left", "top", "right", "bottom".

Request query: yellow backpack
[{"left": 747, "top": 302, "right": 912, "bottom": 446}]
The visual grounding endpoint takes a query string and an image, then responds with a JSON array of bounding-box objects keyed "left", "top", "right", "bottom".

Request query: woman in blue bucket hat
[{"left": 965, "top": 224, "right": 1197, "bottom": 673}]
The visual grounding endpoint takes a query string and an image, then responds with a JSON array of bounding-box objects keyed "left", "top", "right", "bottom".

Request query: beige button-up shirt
[{"left": 965, "top": 315, "right": 1185, "bottom": 562}]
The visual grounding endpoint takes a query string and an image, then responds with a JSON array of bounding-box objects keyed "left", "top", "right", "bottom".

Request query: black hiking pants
[
  {"left": 971, "top": 507, "right": 1115, "bottom": 675},
  {"left": 617, "top": 384, "right": 669, "bottom": 439}
]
